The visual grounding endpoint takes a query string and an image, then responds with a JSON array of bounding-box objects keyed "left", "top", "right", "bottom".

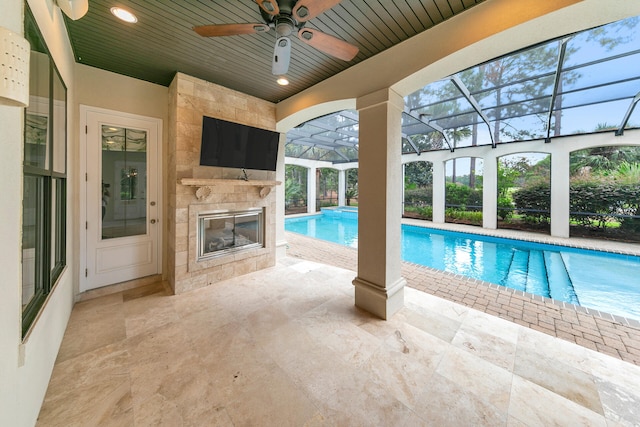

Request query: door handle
[{"left": 150, "top": 219, "right": 157, "bottom": 224}]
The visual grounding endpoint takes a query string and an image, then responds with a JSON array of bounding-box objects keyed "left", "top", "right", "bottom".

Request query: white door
[{"left": 81, "top": 106, "right": 162, "bottom": 292}]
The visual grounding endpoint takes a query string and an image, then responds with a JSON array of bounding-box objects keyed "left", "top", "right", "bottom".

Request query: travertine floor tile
[
  {"left": 436, "top": 346, "right": 513, "bottom": 413},
  {"left": 513, "top": 343, "right": 602, "bottom": 414},
  {"left": 413, "top": 372, "right": 507, "bottom": 426},
  {"left": 38, "top": 258, "right": 640, "bottom": 426},
  {"left": 451, "top": 319, "right": 518, "bottom": 371},
  {"left": 508, "top": 375, "right": 607, "bottom": 426},
  {"left": 38, "top": 341, "right": 133, "bottom": 427}
]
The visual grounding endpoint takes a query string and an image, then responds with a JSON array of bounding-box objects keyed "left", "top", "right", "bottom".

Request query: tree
[
  {"left": 477, "top": 42, "right": 570, "bottom": 143},
  {"left": 404, "top": 161, "right": 433, "bottom": 188},
  {"left": 318, "top": 168, "right": 338, "bottom": 198},
  {"left": 345, "top": 168, "right": 358, "bottom": 205},
  {"left": 571, "top": 145, "right": 640, "bottom": 176},
  {"left": 524, "top": 155, "right": 551, "bottom": 186},
  {"left": 346, "top": 168, "right": 358, "bottom": 190},
  {"left": 285, "top": 165, "right": 307, "bottom": 208}
]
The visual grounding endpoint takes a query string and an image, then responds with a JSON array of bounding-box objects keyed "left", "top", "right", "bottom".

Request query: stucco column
[
  {"left": 353, "top": 88, "right": 405, "bottom": 319},
  {"left": 275, "top": 134, "right": 287, "bottom": 259},
  {"left": 551, "top": 151, "right": 570, "bottom": 238},
  {"left": 307, "top": 166, "right": 316, "bottom": 214},
  {"left": 338, "top": 169, "right": 346, "bottom": 206},
  {"left": 401, "top": 163, "right": 406, "bottom": 213},
  {"left": 483, "top": 155, "right": 498, "bottom": 229},
  {"left": 432, "top": 160, "right": 446, "bottom": 223}
]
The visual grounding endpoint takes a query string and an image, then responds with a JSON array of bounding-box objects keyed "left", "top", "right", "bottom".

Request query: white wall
[
  {"left": 0, "top": 1, "right": 76, "bottom": 426},
  {"left": 74, "top": 63, "right": 169, "bottom": 288},
  {"left": 0, "top": 1, "right": 27, "bottom": 424},
  {"left": 0, "top": 3, "right": 170, "bottom": 425}
]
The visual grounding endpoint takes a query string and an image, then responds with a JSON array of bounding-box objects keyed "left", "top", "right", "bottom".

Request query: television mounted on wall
[{"left": 199, "top": 115, "right": 279, "bottom": 172}]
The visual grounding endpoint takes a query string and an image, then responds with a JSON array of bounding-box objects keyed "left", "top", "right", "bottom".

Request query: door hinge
[
  {"left": 85, "top": 173, "right": 88, "bottom": 181},
  {"left": 85, "top": 268, "right": 88, "bottom": 277},
  {"left": 85, "top": 125, "right": 88, "bottom": 134},
  {"left": 85, "top": 221, "right": 88, "bottom": 230}
]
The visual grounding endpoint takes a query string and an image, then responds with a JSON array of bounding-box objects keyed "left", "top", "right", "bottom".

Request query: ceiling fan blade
[
  {"left": 255, "top": 0, "right": 280, "bottom": 16},
  {"left": 272, "top": 37, "right": 291, "bottom": 75},
  {"left": 193, "top": 23, "right": 269, "bottom": 37},
  {"left": 297, "top": 28, "right": 358, "bottom": 61},
  {"left": 292, "top": 0, "right": 342, "bottom": 22}
]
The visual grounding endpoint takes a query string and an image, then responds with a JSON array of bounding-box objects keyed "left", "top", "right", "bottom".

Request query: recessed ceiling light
[
  {"left": 276, "top": 77, "right": 289, "bottom": 86},
  {"left": 110, "top": 7, "right": 137, "bottom": 23}
]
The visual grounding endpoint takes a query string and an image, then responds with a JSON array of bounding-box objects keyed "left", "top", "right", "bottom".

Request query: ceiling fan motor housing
[{"left": 275, "top": 16, "right": 296, "bottom": 37}]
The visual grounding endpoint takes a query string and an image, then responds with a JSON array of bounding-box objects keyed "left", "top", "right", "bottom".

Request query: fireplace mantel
[{"left": 179, "top": 178, "right": 282, "bottom": 200}]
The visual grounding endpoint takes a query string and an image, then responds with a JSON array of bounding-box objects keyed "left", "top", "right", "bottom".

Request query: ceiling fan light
[
  {"left": 276, "top": 77, "right": 289, "bottom": 86},
  {"left": 275, "top": 16, "right": 295, "bottom": 37},
  {"left": 110, "top": 7, "right": 137, "bottom": 23}
]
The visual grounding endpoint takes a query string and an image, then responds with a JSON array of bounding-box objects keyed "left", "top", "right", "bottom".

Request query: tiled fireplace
[
  {"left": 167, "top": 73, "right": 279, "bottom": 294},
  {"left": 197, "top": 208, "right": 263, "bottom": 262}
]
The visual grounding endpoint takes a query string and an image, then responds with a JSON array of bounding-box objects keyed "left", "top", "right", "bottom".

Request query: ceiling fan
[{"left": 193, "top": 0, "right": 359, "bottom": 75}]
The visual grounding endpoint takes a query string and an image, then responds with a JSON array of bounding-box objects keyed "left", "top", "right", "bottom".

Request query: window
[{"left": 22, "top": 7, "right": 67, "bottom": 337}]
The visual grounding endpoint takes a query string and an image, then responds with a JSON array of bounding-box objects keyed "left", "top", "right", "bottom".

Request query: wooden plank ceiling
[{"left": 65, "top": 0, "right": 485, "bottom": 103}]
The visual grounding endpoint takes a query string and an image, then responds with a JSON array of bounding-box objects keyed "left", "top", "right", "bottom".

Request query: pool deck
[{"left": 285, "top": 220, "right": 640, "bottom": 366}]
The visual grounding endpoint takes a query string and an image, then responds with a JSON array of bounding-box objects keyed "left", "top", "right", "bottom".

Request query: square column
[
  {"left": 482, "top": 156, "right": 498, "bottom": 229},
  {"left": 307, "top": 166, "right": 317, "bottom": 214},
  {"left": 432, "top": 161, "right": 446, "bottom": 223},
  {"left": 338, "top": 169, "right": 346, "bottom": 206},
  {"left": 551, "top": 151, "right": 570, "bottom": 238},
  {"left": 275, "top": 134, "right": 287, "bottom": 259},
  {"left": 353, "top": 89, "right": 405, "bottom": 319}
]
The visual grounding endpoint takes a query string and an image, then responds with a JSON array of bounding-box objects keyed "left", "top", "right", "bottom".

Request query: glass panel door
[{"left": 101, "top": 125, "right": 147, "bottom": 239}]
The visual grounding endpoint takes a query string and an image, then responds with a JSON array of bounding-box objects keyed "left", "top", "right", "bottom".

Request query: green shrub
[
  {"left": 318, "top": 200, "right": 337, "bottom": 208},
  {"left": 445, "top": 208, "right": 483, "bottom": 225},
  {"left": 568, "top": 181, "right": 640, "bottom": 229},
  {"left": 404, "top": 187, "right": 432, "bottom": 207},
  {"left": 513, "top": 183, "right": 551, "bottom": 224},
  {"left": 404, "top": 205, "right": 433, "bottom": 220},
  {"left": 445, "top": 183, "right": 483, "bottom": 210},
  {"left": 418, "top": 205, "right": 433, "bottom": 220},
  {"left": 569, "top": 181, "right": 614, "bottom": 227},
  {"left": 514, "top": 180, "right": 640, "bottom": 229},
  {"left": 497, "top": 196, "right": 514, "bottom": 220}
]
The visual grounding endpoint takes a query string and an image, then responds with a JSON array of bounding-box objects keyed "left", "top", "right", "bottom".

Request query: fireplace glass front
[{"left": 198, "top": 208, "right": 263, "bottom": 260}]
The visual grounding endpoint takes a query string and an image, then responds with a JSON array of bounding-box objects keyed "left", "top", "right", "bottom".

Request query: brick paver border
[{"left": 285, "top": 231, "right": 640, "bottom": 366}]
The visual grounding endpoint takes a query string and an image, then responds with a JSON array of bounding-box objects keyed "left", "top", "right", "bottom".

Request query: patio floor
[
  {"left": 284, "top": 221, "right": 640, "bottom": 366},
  {"left": 37, "top": 254, "right": 640, "bottom": 425}
]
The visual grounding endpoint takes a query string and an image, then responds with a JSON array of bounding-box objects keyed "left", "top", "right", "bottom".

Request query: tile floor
[
  {"left": 286, "top": 226, "right": 640, "bottom": 365},
  {"left": 37, "top": 257, "right": 640, "bottom": 426}
]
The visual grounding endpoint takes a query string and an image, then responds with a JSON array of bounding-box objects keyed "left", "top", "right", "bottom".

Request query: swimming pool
[{"left": 285, "top": 210, "right": 640, "bottom": 321}]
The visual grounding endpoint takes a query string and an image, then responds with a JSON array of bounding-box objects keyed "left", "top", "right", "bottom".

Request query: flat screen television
[{"left": 199, "top": 116, "right": 279, "bottom": 171}]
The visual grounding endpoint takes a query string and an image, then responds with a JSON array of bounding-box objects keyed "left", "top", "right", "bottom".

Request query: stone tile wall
[{"left": 167, "top": 73, "right": 277, "bottom": 294}]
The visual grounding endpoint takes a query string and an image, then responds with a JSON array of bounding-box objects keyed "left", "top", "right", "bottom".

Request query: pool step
[
  {"left": 525, "top": 251, "right": 550, "bottom": 298},
  {"left": 543, "top": 251, "right": 580, "bottom": 305},
  {"left": 502, "top": 249, "right": 575, "bottom": 303},
  {"left": 501, "top": 249, "right": 529, "bottom": 292}
]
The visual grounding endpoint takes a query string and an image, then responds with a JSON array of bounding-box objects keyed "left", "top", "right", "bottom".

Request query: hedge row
[
  {"left": 513, "top": 181, "right": 640, "bottom": 230},
  {"left": 404, "top": 184, "right": 483, "bottom": 211}
]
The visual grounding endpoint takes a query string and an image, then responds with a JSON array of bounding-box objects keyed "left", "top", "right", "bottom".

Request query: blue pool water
[{"left": 285, "top": 209, "right": 640, "bottom": 321}]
